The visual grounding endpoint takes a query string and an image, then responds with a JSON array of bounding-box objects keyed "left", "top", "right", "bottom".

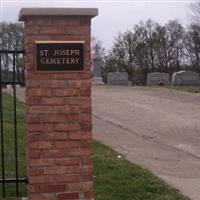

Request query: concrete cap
[{"left": 19, "top": 8, "right": 98, "bottom": 21}]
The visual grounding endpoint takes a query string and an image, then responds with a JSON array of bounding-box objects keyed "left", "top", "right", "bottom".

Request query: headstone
[
  {"left": 171, "top": 71, "right": 200, "bottom": 86},
  {"left": 147, "top": 72, "right": 170, "bottom": 86},
  {"left": 107, "top": 72, "right": 129, "bottom": 85},
  {"left": 92, "top": 57, "right": 104, "bottom": 84}
]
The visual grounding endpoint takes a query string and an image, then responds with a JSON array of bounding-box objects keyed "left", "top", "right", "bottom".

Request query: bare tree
[
  {"left": 0, "top": 22, "right": 24, "bottom": 81},
  {"left": 185, "top": 24, "right": 200, "bottom": 72},
  {"left": 190, "top": 1, "right": 200, "bottom": 24}
]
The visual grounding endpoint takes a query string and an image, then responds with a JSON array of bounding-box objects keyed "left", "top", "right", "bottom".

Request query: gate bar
[
  {"left": 13, "top": 52, "right": 19, "bottom": 197},
  {"left": 0, "top": 178, "right": 28, "bottom": 184},
  {"left": 0, "top": 52, "right": 6, "bottom": 197}
]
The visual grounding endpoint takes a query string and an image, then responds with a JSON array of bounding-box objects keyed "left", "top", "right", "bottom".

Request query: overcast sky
[{"left": 0, "top": 0, "right": 195, "bottom": 49}]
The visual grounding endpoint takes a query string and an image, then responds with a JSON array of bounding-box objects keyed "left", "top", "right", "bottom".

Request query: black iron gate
[{"left": 0, "top": 50, "right": 27, "bottom": 198}]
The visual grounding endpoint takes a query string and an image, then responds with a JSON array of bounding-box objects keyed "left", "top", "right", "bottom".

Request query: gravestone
[
  {"left": 92, "top": 57, "right": 104, "bottom": 84},
  {"left": 147, "top": 72, "right": 170, "bottom": 86},
  {"left": 171, "top": 71, "right": 200, "bottom": 86},
  {"left": 107, "top": 72, "right": 129, "bottom": 85}
]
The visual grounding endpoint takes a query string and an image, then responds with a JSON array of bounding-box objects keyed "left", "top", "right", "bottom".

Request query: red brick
[
  {"left": 27, "top": 18, "right": 52, "bottom": 26},
  {"left": 26, "top": 26, "right": 40, "bottom": 34},
  {"left": 44, "top": 175, "right": 57, "bottom": 183},
  {"left": 44, "top": 167, "right": 66, "bottom": 175},
  {"left": 42, "top": 97, "right": 64, "bottom": 105},
  {"left": 55, "top": 123, "right": 79, "bottom": 131},
  {"left": 29, "top": 184, "right": 41, "bottom": 193},
  {"left": 40, "top": 26, "right": 65, "bottom": 34},
  {"left": 29, "top": 150, "right": 40, "bottom": 159},
  {"left": 67, "top": 80, "right": 91, "bottom": 88},
  {"left": 56, "top": 158, "right": 79, "bottom": 166},
  {"left": 27, "top": 73, "right": 56, "bottom": 80},
  {"left": 26, "top": 35, "right": 52, "bottom": 44},
  {"left": 56, "top": 175, "right": 80, "bottom": 183},
  {"left": 52, "top": 18, "right": 80, "bottom": 26},
  {"left": 64, "top": 166, "right": 82, "bottom": 174},
  {"left": 41, "top": 149, "right": 65, "bottom": 158},
  {"left": 29, "top": 141, "right": 52, "bottom": 149},
  {"left": 28, "top": 88, "right": 52, "bottom": 96},
  {"left": 80, "top": 88, "right": 91, "bottom": 96},
  {"left": 42, "top": 114, "right": 66, "bottom": 123},
  {"left": 28, "top": 124, "right": 53, "bottom": 132},
  {"left": 81, "top": 174, "right": 93, "bottom": 182},
  {"left": 29, "top": 134, "right": 42, "bottom": 142},
  {"left": 55, "top": 141, "right": 80, "bottom": 149},
  {"left": 42, "top": 80, "right": 66, "bottom": 88},
  {"left": 57, "top": 192, "right": 79, "bottom": 200},
  {"left": 29, "top": 168, "right": 43, "bottom": 176},
  {"left": 68, "top": 182, "right": 84, "bottom": 191},
  {"left": 66, "top": 26, "right": 90, "bottom": 35},
  {"left": 55, "top": 73, "right": 80, "bottom": 79},
  {"left": 28, "top": 97, "right": 41, "bottom": 106},
  {"left": 80, "top": 122, "right": 92, "bottom": 131},
  {"left": 29, "top": 176, "right": 43, "bottom": 184},
  {"left": 30, "top": 159, "right": 54, "bottom": 167},
  {"left": 53, "top": 89, "right": 79, "bottom": 97},
  {"left": 28, "top": 106, "right": 52, "bottom": 114},
  {"left": 43, "top": 132, "right": 68, "bottom": 141},
  {"left": 67, "top": 97, "right": 91, "bottom": 105},
  {"left": 44, "top": 184, "right": 66, "bottom": 193},
  {"left": 80, "top": 18, "right": 91, "bottom": 26},
  {"left": 54, "top": 106, "right": 79, "bottom": 114}
]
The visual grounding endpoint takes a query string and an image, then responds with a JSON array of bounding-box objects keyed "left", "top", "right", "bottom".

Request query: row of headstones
[
  {"left": 95, "top": 71, "right": 200, "bottom": 86},
  {"left": 92, "top": 58, "right": 200, "bottom": 86},
  {"left": 147, "top": 71, "right": 200, "bottom": 86}
]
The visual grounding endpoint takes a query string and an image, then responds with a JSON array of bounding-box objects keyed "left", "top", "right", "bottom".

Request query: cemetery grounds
[{"left": 2, "top": 85, "right": 200, "bottom": 199}]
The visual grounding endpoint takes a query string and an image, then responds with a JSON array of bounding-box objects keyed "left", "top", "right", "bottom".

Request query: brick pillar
[{"left": 19, "top": 8, "right": 98, "bottom": 200}]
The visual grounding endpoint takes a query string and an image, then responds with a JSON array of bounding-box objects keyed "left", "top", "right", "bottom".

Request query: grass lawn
[
  {"left": 168, "top": 86, "right": 200, "bottom": 93},
  {"left": 1, "top": 93, "right": 190, "bottom": 200}
]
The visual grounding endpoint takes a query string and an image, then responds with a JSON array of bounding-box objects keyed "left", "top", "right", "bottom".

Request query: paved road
[
  {"left": 5, "top": 85, "right": 200, "bottom": 199},
  {"left": 92, "top": 85, "right": 200, "bottom": 200}
]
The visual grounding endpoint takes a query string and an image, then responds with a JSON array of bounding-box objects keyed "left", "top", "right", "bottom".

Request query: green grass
[
  {"left": 168, "top": 86, "right": 200, "bottom": 93},
  {"left": 0, "top": 93, "right": 26, "bottom": 198},
  {"left": 1, "top": 93, "right": 190, "bottom": 200},
  {"left": 93, "top": 141, "right": 190, "bottom": 200}
]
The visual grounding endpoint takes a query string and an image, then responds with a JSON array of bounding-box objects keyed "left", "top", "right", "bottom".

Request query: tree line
[
  {"left": 0, "top": 22, "right": 24, "bottom": 82},
  {"left": 93, "top": 2, "right": 200, "bottom": 84},
  {"left": 95, "top": 19, "right": 200, "bottom": 85}
]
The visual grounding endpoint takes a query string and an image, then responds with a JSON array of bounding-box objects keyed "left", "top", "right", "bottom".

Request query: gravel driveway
[
  {"left": 92, "top": 85, "right": 200, "bottom": 200},
  {"left": 5, "top": 85, "right": 200, "bottom": 200}
]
